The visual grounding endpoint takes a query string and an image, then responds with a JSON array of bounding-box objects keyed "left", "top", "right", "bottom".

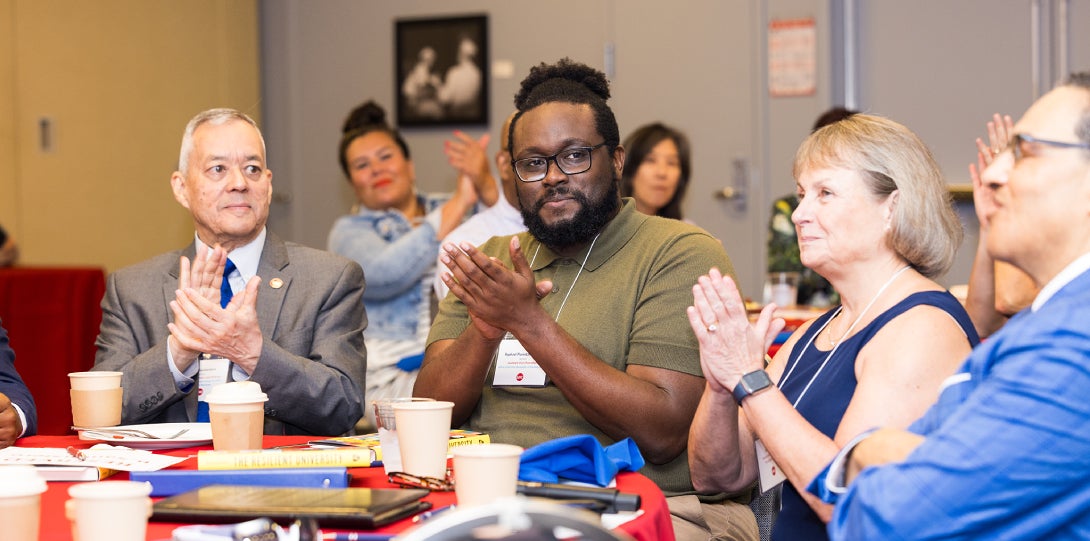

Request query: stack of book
[{"left": 196, "top": 429, "right": 490, "bottom": 470}]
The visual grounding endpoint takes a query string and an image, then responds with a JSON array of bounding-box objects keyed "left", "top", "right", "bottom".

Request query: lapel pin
[{"left": 269, "top": 278, "right": 284, "bottom": 289}]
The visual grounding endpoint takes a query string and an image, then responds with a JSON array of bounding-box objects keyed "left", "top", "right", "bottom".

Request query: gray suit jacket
[{"left": 94, "top": 233, "right": 367, "bottom": 435}]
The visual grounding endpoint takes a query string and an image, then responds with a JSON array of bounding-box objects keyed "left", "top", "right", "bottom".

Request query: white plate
[{"left": 76, "top": 423, "right": 213, "bottom": 450}]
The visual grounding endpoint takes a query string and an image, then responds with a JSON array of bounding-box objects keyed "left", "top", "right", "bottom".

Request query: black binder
[{"left": 151, "top": 484, "right": 431, "bottom": 528}]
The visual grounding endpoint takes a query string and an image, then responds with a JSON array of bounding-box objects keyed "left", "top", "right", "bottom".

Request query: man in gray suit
[{"left": 94, "top": 108, "right": 366, "bottom": 435}]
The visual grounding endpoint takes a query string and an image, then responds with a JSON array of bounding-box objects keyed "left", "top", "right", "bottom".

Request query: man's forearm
[
  {"left": 688, "top": 385, "right": 757, "bottom": 493},
  {"left": 514, "top": 322, "right": 703, "bottom": 464},
  {"left": 415, "top": 329, "right": 501, "bottom": 425}
]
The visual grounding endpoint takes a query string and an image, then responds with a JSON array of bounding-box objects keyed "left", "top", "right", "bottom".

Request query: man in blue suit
[{"left": 0, "top": 318, "right": 37, "bottom": 447}]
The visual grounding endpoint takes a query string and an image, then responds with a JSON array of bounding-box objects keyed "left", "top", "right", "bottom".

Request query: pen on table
[
  {"left": 66, "top": 446, "right": 87, "bottom": 461},
  {"left": 319, "top": 533, "right": 395, "bottom": 541},
  {"left": 412, "top": 504, "right": 455, "bottom": 523}
]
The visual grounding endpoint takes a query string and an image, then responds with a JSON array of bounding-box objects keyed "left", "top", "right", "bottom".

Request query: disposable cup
[
  {"left": 372, "top": 397, "right": 434, "bottom": 474},
  {"left": 68, "top": 371, "right": 122, "bottom": 391},
  {"left": 206, "top": 381, "right": 268, "bottom": 451},
  {"left": 66, "top": 481, "right": 152, "bottom": 541},
  {"left": 452, "top": 443, "right": 524, "bottom": 508},
  {"left": 392, "top": 400, "right": 454, "bottom": 479},
  {"left": 0, "top": 465, "right": 47, "bottom": 541},
  {"left": 70, "top": 388, "right": 123, "bottom": 428},
  {"left": 767, "top": 271, "right": 800, "bottom": 307}
]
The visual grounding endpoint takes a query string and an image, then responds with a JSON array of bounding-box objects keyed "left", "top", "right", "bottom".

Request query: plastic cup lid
[
  {"left": 205, "top": 380, "right": 268, "bottom": 404},
  {"left": 68, "top": 480, "right": 152, "bottom": 499},
  {"left": 0, "top": 465, "right": 47, "bottom": 497}
]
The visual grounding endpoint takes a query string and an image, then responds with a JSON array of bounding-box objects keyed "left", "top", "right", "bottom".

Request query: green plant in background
[{"left": 768, "top": 197, "right": 801, "bottom": 273}]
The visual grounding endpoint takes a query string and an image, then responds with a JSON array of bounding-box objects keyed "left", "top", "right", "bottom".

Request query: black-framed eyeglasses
[
  {"left": 1004, "top": 133, "right": 1090, "bottom": 162},
  {"left": 388, "top": 471, "right": 454, "bottom": 491},
  {"left": 512, "top": 142, "right": 609, "bottom": 182}
]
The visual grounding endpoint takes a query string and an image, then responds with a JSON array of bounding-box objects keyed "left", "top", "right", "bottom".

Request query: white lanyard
[
  {"left": 527, "top": 232, "right": 601, "bottom": 323},
  {"left": 778, "top": 265, "right": 910, "bottom": 408},
  {"left": 492, "top": 234, "right": 601, "bottom": 387}
]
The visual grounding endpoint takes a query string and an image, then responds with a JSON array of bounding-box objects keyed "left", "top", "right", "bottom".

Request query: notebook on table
[{"left": 151, "top": 485, "right": 431, "bottom": 528}]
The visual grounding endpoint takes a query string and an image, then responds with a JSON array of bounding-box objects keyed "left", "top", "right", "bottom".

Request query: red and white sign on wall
[{"left": 768, "top": 18, "right": 817, "bottom": 97}]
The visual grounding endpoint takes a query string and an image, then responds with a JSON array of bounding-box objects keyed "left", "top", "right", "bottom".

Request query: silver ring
[
  {"left": 707, "top": 323, "right": 719, "bottom": 333},
  {"left": 992, "top": 147, "right": 1003, "bottom": 155}
]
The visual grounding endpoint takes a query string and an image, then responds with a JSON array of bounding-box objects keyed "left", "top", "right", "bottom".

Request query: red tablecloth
[
  {"left": 20, "top": 435, "right": 675, "bottom": 541},
  {"left": 0, "top": 267, "right": 106, "bottom": 435}
]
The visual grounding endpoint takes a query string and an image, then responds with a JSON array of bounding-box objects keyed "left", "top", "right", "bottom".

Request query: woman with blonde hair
[{"left": 687, "top": 114, "right": 979, "bottom": 540}]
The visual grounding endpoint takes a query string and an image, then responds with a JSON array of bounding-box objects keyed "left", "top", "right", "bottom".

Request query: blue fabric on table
[{"left": 518, "top": 434, "right": 645, "bottom": 487}]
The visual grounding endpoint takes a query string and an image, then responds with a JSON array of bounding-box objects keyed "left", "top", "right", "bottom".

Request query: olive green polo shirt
[{"left": 428, "top": 199, "right": 736, "bottom": 495}]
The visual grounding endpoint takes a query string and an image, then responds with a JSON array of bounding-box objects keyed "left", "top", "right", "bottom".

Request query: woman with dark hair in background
[
  {"left": 328, "top": 100, "right": 484, "bottom": 427},
  {"left": 620, "top": 122, "right": 691, "bottom": 220}
]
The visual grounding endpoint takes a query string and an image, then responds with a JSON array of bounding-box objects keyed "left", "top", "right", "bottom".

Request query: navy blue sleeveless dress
[{"left": 771, "top": 290, "right": 980, "bottom": 541}]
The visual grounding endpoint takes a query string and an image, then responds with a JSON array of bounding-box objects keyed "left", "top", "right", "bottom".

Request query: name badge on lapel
[{"left": 493, "top": 335, "right": 549, "bottom": 387}]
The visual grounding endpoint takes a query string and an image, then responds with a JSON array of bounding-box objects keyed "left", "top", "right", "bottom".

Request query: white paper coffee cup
[
  {"left": 0, "top": 466, "right": 47, "bottom": 541},
  {"left": 393, "top": 400, "right": 454, "bottom": 479},
  {"left": 453, "top": 443, "right": 524, "bottom": 508},
  {"left": 66, "top": 481, "right": 152, "bottom": 541},
  {"left": 206, "top": 381, "right": 268, "bottom": 451}
]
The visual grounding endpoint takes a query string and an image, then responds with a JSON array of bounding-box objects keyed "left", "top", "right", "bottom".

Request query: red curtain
[{"left": 0, "top": 267, "right": 105, "bottom": 435}]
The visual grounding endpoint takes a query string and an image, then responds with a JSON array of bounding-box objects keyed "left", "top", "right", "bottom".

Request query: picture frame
[{"left": 395, "top": 14, "right": 489, "bottom": 127}]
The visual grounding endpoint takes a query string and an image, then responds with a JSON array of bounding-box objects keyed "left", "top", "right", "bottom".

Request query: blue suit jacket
[{"left": 0, "top": 318, "right": 37, "bottom": 437}]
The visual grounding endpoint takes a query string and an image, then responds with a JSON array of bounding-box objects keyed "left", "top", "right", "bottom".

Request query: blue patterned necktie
[
  {"left": 220, "top": 258, "right": 237, "bottom": 308},
  {"left": 198, "top": 258, "right": 237, "bottom": 423}
]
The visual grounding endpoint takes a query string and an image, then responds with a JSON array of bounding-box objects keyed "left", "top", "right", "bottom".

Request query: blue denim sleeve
[{"left": 328, "top": 214, "right": 440, "bottom": 301}]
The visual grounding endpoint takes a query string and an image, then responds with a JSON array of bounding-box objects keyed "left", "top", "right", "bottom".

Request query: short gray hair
[
  {"left": 793, "top": 114, "right": 962, "bottom": 278},
  {"left": 178, "top": 108, "right": 264, "bottom": 175}
]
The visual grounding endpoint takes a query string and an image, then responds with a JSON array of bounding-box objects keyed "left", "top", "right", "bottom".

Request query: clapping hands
[{"left": 687, "top": 268, "right": 784, "bottom": 394}]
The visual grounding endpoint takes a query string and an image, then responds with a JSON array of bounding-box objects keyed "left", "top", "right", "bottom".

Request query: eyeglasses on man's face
[
  {"left": 1003, "top": 133, "right": 1090, "bottom": 162},
  {"left": 512, "top": 142, "right": 609, "bottom": 182}
]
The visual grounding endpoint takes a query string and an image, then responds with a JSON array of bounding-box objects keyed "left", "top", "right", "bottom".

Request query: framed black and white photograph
[{"left": 395, "top": 14, "right": 489, "bottom": 127}]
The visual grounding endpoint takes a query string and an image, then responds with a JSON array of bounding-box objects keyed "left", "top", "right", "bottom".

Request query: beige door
[{"left": 0, "top": 0, "right": 260, "bottom": 272}]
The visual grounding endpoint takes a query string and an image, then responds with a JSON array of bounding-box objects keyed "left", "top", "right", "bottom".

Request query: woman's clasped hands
[{"left": 686, "top": 268, "right": 785, "bottom": 395}]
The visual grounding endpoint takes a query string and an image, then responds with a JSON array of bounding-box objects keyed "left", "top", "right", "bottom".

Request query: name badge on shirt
[
  {"left": 493, "top": 336, "right": 549, "bottom": 387},
  {"left": 198, "top": 355, "right": 231, "bottom": 403},
  {"left": 756, "top": 439, "right": 787, "bottom": 493}
]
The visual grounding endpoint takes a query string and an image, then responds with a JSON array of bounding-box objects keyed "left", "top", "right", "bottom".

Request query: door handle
[{"left": 714, "top": 158, "right": 749, "bottom": 211}]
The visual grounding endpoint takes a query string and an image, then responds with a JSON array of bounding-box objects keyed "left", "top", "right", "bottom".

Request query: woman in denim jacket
[{"left": 328, "top": 101, "right": 485, "bottom": 428}]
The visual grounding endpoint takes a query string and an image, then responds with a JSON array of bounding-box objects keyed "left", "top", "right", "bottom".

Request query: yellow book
[
  {"left": 308, "top": 430, "right": 491, "bottom": 461},
  {"left": 197, "top": 447, "right": 378, "bottom": 470}
]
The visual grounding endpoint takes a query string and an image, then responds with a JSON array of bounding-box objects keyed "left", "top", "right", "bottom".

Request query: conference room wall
[
  {"left": 3, "top": 1, "right": 1087, "bottom": 295},
  {"left": 261, "top": 0, "right": 1090, "bottom": 297},
  {"left": 0, "top": 0, "right": 261, "bottom": 274}
]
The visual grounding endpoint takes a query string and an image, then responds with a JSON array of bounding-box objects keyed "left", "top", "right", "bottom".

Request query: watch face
[
  {"left": 733, "top": 369, "right": 773, "bottom": 404},
  {"left": 742, "top": 370, "right": 772, "bottom": 393}
]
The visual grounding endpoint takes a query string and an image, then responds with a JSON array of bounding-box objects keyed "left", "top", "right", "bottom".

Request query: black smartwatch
[{"left": 732, "top": 369, "right": 773, "bottom": 404}]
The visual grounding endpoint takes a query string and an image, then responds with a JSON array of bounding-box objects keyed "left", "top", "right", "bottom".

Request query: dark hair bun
[
  {"left": 342, "top": 100, "right": 388, "bottom": 134},
  {"left": 514, "top": 58, "right": 610, "bottom": 110}
]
